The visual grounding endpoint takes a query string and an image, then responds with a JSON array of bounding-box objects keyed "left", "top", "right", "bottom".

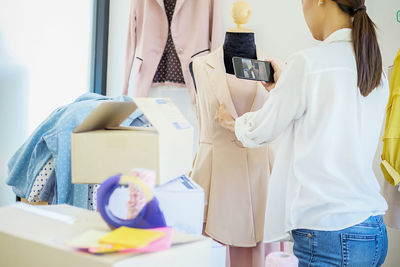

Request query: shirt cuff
[{"left": 235, "top": 114, "right": 259, "bottom": 148}]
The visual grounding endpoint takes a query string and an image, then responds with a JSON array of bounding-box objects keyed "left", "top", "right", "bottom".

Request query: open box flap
[
  {"left": 133, "top": 98, "right": 192, "bottom": 132},
  {"left": 73, "top": 101, "right": 137, "bottom": 133}
]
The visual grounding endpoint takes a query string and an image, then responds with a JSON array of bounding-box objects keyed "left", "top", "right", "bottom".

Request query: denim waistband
[{"left": 357, "top": 215, "right": 384, "bottom": 227}]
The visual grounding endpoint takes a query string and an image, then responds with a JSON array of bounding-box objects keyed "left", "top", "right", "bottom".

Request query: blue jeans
[{"left": 292, "top": 216, "right": 388, "bottom": 267}]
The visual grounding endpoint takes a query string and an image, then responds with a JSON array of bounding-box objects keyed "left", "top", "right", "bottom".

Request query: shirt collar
[{"left": 322, "top": 28, "right": 352, "bottom": 44}]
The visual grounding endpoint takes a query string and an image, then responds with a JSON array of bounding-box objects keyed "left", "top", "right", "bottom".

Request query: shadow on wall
[{"left": 0, "top": 31, "right": 29, "bottom": 206}]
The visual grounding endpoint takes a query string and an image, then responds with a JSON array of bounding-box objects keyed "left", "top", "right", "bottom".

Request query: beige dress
[{"left": 190, "top": 46, "right": 274, "bottom": 247}]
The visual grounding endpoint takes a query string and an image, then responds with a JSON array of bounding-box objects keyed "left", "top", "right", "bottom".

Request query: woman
[{"left": 222, "top": 0, "right": 389, "bottom": 266}]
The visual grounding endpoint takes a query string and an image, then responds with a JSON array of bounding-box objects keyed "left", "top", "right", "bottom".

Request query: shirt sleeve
[{"left": 235, "top": 52, "right": 309, "bottom": 148}]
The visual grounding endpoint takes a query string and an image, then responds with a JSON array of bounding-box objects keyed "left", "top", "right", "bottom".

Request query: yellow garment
[{"left": 381, "top": 49, "right": 400, "bottom": 185}]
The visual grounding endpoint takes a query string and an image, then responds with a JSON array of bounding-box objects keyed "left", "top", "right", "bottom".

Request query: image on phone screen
[{"left": 232, "top": 57, "right": 274, "bottom": 82}]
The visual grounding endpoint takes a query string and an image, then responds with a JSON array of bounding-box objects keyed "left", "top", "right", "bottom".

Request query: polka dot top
[
  {"left": 27, "top": 158, "right": 54, "bottom": 203},
  {"left": 152, "top": 0, "right": 185, "bottom": 85}
]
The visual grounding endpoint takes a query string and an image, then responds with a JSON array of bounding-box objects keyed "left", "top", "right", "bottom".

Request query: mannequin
[
  {"left": 190, "top": 2, "right": 270, "bottom": 267},
  {"left": 223, "top": 3, "right": 258, "bottom": 117},
  {"left": 188, "top": 31, "right": 257, "bottom": 91},
  {"left": 190, "top": 1, "right": 257, "bottom": 86},
  {"left": 224, "top": 0, "right": 257, "bottom": 75},
  {"left": 223, "top": 3, "right": 264, "bottom": 267}
]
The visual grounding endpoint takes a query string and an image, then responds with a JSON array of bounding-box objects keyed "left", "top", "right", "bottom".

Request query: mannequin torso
[
  {"left": 223, "top": 32, "right": 257, "bottom": 75},
  {"left": 190, "top": 2, "right": 270, "bottom": 266},
  {"left": 223, "top": 32, "right": 258, "bottom": 117}
]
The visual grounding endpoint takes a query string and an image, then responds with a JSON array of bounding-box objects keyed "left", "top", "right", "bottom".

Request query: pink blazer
[{"left": 122, "top": 0, "right": 224, "bottom": 101}]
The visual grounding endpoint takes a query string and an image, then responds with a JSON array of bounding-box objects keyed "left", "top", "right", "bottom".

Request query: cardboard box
[
  {"left": 155, "top": 176, "right": 205, "bottom": 235},
  {"left": 71, "top": 98, "right": 193, "bottom": 185},
  {"left": 0, "top": 204, "right": 211, "bottom": 267}
]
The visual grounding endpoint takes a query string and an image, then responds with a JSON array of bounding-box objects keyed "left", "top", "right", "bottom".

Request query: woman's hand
[
  {"left": 215, "top": 104, "right": 235, "bottom": 132},
  {"left": 262, "top": 60, "right": 282, "bottom": 92}
]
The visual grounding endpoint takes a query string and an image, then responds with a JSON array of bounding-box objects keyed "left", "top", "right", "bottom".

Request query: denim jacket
[{"left": 7, "top": 93, "right": 140, "bottom": 208}]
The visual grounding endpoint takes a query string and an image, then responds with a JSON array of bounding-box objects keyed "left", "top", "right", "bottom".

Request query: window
[{"left": 0, "top": 0, "right": 94, "bottom": 205}]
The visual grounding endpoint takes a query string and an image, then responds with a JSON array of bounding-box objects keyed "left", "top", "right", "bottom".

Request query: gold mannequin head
[{"left": 228, "top": 1, "right": 253, "bottom": 33}]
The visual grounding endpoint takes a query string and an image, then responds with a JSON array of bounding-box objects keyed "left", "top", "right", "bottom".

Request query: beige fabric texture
[{"left": 190, "top": 47, "right": 274, "bottom": 247}]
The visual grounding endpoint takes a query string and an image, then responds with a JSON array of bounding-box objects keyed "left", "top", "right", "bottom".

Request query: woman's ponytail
[{"left": 332, "top": 0, "right": 383, "bottom": 97}]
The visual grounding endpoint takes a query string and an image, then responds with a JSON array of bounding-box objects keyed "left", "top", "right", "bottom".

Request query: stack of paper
[{"left": 67, "top": 226, "right": 173, "bottom": 255}]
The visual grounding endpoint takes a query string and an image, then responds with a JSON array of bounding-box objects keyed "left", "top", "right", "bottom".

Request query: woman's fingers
[
  {"left": 262, "top": 58, "right": 283, "bottom": 92},
  {"left": 267, "top": 60, "right": 282, "bottom": 79},
  {"left": 215, "top": 104, "right": 235, "bottom": 132},
  {"left": 262, "top": 81, "right": 275, "bottom": 92},
  {"left": 270, "top": 61, "right": 282, "bottom": 83}
]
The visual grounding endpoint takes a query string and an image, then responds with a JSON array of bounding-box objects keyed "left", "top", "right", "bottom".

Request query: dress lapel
[
  {"left": 205, "top": 45, "right": 269, "bottom": 117},
  {"left": 156, "top": 0, "right": 186, "bottom": 21},
  {"left": 174, "top": 0, "right": 186, "bottom": 15},
  {"left": 206, "top": 47, "right": 239, "bottom": 119},
  {"left": 155, "top": 0, "right": 165, "bottom": 12}
]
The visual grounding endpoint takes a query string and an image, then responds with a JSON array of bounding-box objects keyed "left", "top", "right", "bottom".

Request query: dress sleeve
[
  {"left": 122, "top": 0, "right": 137, "bottom": 95},
  {"left": 209, "top": 0, "right": 224, "bottom": 50},
  {"left": 235, "top": 53, "right": 309, "bottom": 148}
]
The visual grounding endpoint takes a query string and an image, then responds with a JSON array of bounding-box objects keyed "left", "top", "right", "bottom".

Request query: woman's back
[
  {"left": 235, "top": 28, "right": 389, "bottom": 242},
  {"left": 234, "top": 1, "right": 390, "bottom": 264},
  {"left": 286, "top": 28, "right": 388, "bottom": 229}
]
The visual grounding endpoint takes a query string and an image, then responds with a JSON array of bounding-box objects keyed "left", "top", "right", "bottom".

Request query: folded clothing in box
[
  {"left": 71, "top": 98, "right": 194, "bottom": 186},
  {"left": 155, "top": 176, "right": 204, "bottom": 235}
]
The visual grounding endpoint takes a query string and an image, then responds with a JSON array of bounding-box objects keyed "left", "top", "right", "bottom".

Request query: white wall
[
  {"left": 221, "top": 0, "right": 317, "bottom": 61},
  {"left": 0, "top": 0, "right": 93, "bottom": 206},
  {"left": 106, "top": 0, "right": 400, "bottom": 265}
]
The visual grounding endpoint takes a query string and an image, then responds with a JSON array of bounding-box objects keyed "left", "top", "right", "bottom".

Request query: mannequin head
[
  {"left": 301, "top": 0, "right": 352, "bottom": 41},
  {"left": 229, "top": 1, "right": 253, "bottom": 32},
  {"left": 231, "top": 1, "right": 252, "bottom": 25}
]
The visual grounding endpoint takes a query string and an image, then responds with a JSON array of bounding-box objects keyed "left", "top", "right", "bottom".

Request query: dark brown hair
[{"left": 331, "top": 0, "right": 382, "bottom": 97}]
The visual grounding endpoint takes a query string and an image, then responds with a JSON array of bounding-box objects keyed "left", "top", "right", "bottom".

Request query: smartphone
[{"left": 232, "top": 57, "right": 275, "bottom": 83}]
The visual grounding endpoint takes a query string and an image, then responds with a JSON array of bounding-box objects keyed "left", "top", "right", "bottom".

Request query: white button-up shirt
[{"left": 235, "top": 28, "right": 389, "bottom": 242}]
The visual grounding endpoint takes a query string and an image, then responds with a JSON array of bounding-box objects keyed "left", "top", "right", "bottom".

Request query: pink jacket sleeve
[
  {"left": 210, "top": 0, "right": 224, "bottom": 51},
  {"left": 123, "top": 0, "right": 137, "bottom": 95}
]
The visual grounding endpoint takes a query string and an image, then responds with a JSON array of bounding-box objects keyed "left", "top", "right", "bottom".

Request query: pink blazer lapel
[
  {"left": 155, "top": 0, "right": 186, "bottom": 14},
  {"left": 155, "top": 0, "right": 165, "bottom": 12},
  {"left": 174, "top": 0, "right": 187, "bottom": 15},
  {"left": 205, "top": 46, "right": 269, "bottom": 117},
  {"left": 206, "top": 47, "right": 239, "bottom": 119}
]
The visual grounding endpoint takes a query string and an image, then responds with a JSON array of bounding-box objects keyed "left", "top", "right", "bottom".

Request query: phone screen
[{"left": 232, "top": 57, "right": 274, "bottom": 82}]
